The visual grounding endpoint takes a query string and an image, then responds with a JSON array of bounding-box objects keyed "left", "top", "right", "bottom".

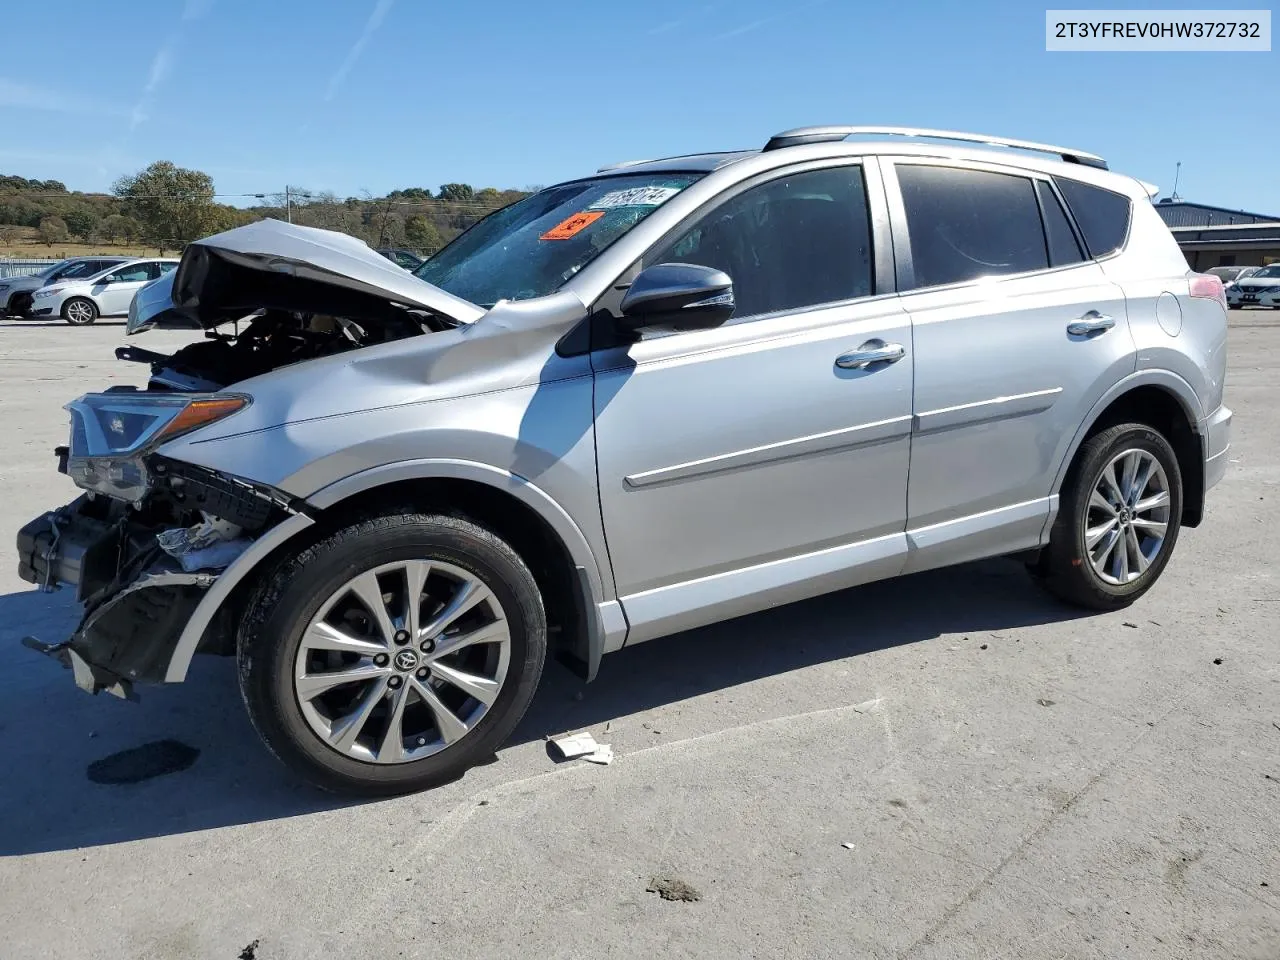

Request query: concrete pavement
[{"left": 0, "top": 313, "right": 1276, "bottom": 959}]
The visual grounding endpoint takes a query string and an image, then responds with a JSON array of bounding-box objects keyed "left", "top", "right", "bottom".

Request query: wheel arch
[
  {"left": 1051, "top": 371, "right": 1205, "bottom": 530},
  {"left": 165, "top": 459, "right": 622, "bottom": 685}
]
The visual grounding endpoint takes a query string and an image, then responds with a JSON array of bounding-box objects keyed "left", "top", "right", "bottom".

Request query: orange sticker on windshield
[{"left": 540, "top": 210, "right": 604, "bottom": 240}]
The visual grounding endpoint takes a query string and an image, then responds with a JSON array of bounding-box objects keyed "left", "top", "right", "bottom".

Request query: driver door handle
[
  {"left": 835, "top": 340, "right": 906, "bottom": 370},
  {"left": 1067, "top": 311, "right": 1115, "bottom": 336}
]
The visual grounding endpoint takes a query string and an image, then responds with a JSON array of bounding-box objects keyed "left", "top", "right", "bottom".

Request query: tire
[
  {"left": 62, "top": 297, "right": 98, "bottom": 326},
  {"left": 1036, "top": 423, "right": 1183, "bottom": 610},
  {"left": 237, "top": 512, "right": 546, "bottom": 795}
]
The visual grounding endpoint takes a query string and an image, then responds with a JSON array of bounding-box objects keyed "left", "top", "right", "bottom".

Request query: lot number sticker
[
  {"left": 540, "top": 210, "right": 606, "bottom": 240},
  {"left": 589, "top": 186, "right": 681, "bottom": 210}
]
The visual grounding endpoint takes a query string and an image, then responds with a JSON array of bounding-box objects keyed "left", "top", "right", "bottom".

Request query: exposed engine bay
[{"left": 119, "top": 306, "right": 455, "bottom": 391}]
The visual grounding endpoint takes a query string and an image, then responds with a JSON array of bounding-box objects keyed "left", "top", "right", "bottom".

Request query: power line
[{"left": 0, "top": 191, "right": 524, "bottom": 207}]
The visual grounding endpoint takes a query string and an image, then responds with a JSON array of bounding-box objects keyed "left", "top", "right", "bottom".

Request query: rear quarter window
[{"left": 1053, "top": 177, "right": 1132, "bottom": 258}]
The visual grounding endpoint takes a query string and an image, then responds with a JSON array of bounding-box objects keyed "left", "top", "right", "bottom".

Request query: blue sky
[{"left": 1, "top": 0, "right": 1276, "bottom": 212}]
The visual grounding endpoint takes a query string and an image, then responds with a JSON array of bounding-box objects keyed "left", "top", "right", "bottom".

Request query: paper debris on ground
[
  {"left": 583, "top": 743, "right": 614, "bottom": 765},
  {"left": 841, "top": 842, "right": 856, "bottom": 850},
  {"left": 551, "top": 732, "right": 613, "bottom": 764}
]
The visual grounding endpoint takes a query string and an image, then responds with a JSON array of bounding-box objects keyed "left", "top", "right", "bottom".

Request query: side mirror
[
  {"left": 618, "top": 262, "right": 735, "bottom": 333},
  {"left": 96, "top": 275, "right": 113, "bottom": 285}
]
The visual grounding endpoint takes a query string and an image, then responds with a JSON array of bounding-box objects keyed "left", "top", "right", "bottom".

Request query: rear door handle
[
  {"left": 835, "top": 340, "right": 906, "bottom": 370},
  {"left": 1067, "top": 311, "right": 1116, "bottom": 336}
]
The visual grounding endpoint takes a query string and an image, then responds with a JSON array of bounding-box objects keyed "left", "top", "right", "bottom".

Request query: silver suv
[{"left": 17, "top": 126, "right": 1232, "bottom": 794}]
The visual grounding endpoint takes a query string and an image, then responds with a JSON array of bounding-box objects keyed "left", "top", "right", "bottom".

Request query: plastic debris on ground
[{"left": 550, "top": 732, "right": 613, "bottom": 765}]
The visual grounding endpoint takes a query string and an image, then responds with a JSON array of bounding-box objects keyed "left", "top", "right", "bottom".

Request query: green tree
[
  {"left": 37, "top": 215, "right": 68, "bottom": 246},
  {"left": 437, "top": 183, "right": 475, "bottom": 202},
  {"left": 404, "top": 215, "right": 443, "bottom": 254},
  {"left": 97, "top": 213, "right": 129, "bottom": 242},
  {"left": 64, "top": 207, "right": 99, "bottom": 240},
  {"left": 113, "top": 160, "right": 218, "bottom": 254}
]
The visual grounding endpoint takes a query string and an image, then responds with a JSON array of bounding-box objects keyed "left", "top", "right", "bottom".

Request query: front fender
[
  {"left": 308, "top": 458, "right": 611, "bottom": 603},
  {"left": 163, "top": 459, "right": 623, "bottom": 684}
]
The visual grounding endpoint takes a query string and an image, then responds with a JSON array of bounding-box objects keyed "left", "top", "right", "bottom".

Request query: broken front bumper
[{"left": 17, "top": 498, "right": 217, "bottom": 698}]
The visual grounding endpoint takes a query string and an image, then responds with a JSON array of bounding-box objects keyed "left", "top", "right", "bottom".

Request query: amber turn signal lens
[{"left": 155, "top": 396, "right": 249, "bottom": 442}]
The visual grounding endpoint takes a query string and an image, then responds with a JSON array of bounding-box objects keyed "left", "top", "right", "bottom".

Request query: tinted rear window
[
  {"left": 898, "top": 165, "right": 1048, "bottom": 289},
  {"left": 1053, "top": 178, "right": 1132, "bottom": 258}
]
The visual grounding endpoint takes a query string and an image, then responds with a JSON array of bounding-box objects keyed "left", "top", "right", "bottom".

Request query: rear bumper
[{"left": 1203, "top": 404, "right": 1232, "bottom": 492}]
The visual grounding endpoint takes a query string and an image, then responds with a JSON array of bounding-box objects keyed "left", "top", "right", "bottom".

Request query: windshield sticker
[
  {"left": 589, "top": 186, "right": 682, "bottom": 210},
  {"left": 540, "top": 210, "right": 606, "bottom": 241}
]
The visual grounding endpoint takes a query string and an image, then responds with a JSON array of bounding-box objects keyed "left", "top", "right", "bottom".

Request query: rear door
[
  {"left": 591, "top": 161, "right": 914, "bottom": 642},
  {"left": 885, "top": 159, "right": 1134, "bottom": 571}
]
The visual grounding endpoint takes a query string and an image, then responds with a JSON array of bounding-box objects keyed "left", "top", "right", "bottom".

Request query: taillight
[{"left": 1189, "top": 273, "right": 1227, "bottom": 310}]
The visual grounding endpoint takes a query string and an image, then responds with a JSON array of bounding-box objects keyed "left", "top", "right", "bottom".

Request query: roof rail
[
  {"left": 596, "top": 159, "right": 654, "bottom": 173},
  {"left": 762, "top": 126, "right": 1108, "bottom": 170}
]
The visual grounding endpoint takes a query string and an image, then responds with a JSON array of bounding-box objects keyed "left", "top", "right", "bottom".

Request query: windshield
[
  {"left": 414, "top": 173, "right": 702, "bottom": 306},
  {"left": 37, "top": 260, "right": 73, "bottom": 279},
  {"left": 1251, "top": 265, "right": 1280, "bottom": 278}
]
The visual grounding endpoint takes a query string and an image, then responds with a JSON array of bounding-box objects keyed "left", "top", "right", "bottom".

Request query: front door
[
  {"left": 591, "top": 163, "right": 913, "bottom": 644},
  {"left": 94, "top": 262, "right": 157, "bottom": 315},
  {"left": 886, "top": 159, "right": 1134, "bottom": 571}
]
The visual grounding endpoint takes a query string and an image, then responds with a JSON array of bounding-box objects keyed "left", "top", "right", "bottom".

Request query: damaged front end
[
  {"left": 17, "top": 416, "right": 299, "bottom": 699},
  {"left": 16, "top": 218, "right": 487, "bottom": 699}
]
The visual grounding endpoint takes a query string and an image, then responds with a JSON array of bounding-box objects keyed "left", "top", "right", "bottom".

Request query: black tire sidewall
[
  {"left": 62, "top": 297, "right": 97, "bottom": 325},
  {"left": 1057, "top": 424, "right": 1183, "bottom": 604},
  {"left": 239, "top": 514, "right": 545, "bottom": 794}
]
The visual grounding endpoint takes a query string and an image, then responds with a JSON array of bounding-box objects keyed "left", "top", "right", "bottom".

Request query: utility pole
[{"left": 285, "top": 184, "right": 292, "bottom": 223}]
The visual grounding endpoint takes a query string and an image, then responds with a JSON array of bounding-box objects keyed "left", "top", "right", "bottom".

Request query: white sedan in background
[{"left": 30, "top": 258, "right": 179, "bottom": 325}]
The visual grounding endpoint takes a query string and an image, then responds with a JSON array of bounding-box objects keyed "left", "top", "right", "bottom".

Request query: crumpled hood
[{"left": 127, "top": 218, "right": 485, "bottom": 333}]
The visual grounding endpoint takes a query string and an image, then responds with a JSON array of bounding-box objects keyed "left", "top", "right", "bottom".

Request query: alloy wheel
[
  {"left": 1083, "top": 448, "right": 1171, "bottom": 586},
  {"left": 293, "top": 559, "right": 511, "bottom": 764},
  {"left": 64, "top": 300, "right": 95, "bottom": 324}
]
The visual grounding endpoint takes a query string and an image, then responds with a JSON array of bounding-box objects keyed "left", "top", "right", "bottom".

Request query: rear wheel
[
  {"left": 62, "top": 297, "right": 98, "bottom": 325},
  {"left": 1036, "top": 423, "right": 1182, "bottom": 610},
  {"left": 238, "top": 512, "right": 546, "bottom": 795}
]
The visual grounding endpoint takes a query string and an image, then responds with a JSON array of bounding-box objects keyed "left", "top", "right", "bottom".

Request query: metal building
[{"left": 1154, "top": 199, "right": 1280, "bottom": 270}]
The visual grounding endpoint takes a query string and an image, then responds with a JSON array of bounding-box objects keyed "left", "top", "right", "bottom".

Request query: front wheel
[
  {"left": 237, "top": 512, "right": 546, "bottom": 795},
  {"left": 1036, "top": 423, "right": 1183, "bottom": 610},
  {"left": 62, "top": 297, "right": 98, "bottom": 325}
]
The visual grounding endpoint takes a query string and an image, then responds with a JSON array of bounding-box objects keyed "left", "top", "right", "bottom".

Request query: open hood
[{"left": 128, "top": 219, "right": 485, "bottom": 334}]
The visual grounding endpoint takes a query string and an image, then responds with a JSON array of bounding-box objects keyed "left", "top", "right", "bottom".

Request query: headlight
[
  {"left": 34, "top": 287, "right": 63, "bottom": 299},
  {"left": 65, "top": 393, "right": 249, "bottom": 502}
]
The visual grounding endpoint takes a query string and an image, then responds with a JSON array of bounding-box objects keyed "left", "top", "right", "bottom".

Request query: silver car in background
[{"left": 17, "top": 126, "right": 1231, "bottom": 795}]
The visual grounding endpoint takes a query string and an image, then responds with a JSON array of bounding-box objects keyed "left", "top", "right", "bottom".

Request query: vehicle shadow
[{"left": 0, "top": 557, "right": 1085, "bottom": 857}]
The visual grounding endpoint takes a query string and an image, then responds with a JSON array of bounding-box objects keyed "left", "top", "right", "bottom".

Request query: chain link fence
[{"left": 0, "top": 258, "right": 60, "bottom": 280}]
